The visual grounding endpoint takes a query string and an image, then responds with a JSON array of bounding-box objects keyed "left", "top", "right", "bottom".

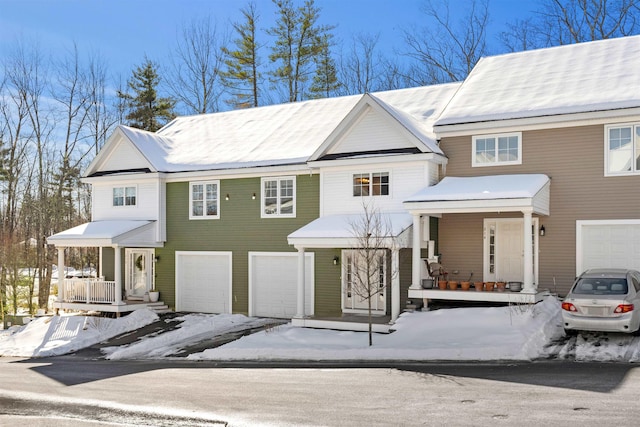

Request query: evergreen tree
[
  {"left": 308, "top": 34, "right": 340, "bottom": 99},
  {"left": 267, "top": 0, "right": 334, "bottom": 103},
  {"left": 221, "top": 2, "right": 262, "bottom": 109},
  {"left": 117, "top": 58, "right": 176, "bottom": 131}
]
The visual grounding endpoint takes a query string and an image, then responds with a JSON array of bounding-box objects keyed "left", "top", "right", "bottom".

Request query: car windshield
[{"left": 572, "top": 278, "right": 628, "bottom": 295}]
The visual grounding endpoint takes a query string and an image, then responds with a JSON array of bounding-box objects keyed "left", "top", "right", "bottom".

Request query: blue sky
[{"left": 1, "top": 0, "right": 535, "bottom": 80}]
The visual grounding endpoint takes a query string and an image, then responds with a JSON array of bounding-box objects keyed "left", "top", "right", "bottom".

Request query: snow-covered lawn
[{"left": 2, "top": 296, "right": 640, "bottom": 362}]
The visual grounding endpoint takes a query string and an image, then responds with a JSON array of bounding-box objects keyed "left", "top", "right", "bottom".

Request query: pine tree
[
  {"left": 117, "top": 58, "right": 176, "bottom": 131},
  {"left": 221, "top": 2, "right": 262, "bottom": 109},
  {"left": 267, "top": 0, "right": 334, "bottom": 103},
  {"left": 308, "top": 34, "right": 340, "bottom": 99}
]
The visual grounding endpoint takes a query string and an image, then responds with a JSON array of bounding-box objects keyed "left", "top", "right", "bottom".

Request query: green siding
[{"left": 156, "top": 175, "right": 320, "bottom": 313}]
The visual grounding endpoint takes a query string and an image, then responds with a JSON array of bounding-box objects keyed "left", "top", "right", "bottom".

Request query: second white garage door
[
  {"left": 175, "top": 251, "right": 232, "bottom": 313},
  {"left": 249, "top": 252, "right": 314, "bottom": 318},
  {"left": 577, "top": 220, "right": 640, "bottom": 274}
]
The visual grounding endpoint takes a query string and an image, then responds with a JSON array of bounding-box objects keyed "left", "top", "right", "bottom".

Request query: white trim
[
  {"left": 248, "top": 251, "right": 315, "bottom": 318},
  {"left": 472, "top": 132, "right": 522, "bottom": 167},
  {"left": 261, "top": 176, "right": 297, "bottom": 218},
  {"left": 482, "top": 217, "right": 539, "bottom": 285},
  {"left": 576, "top": 219, "right": 640, "bottom": 275},
  {"left": 189, "top": 180, "right": 220, "bottom": 220},
  {"left": 175, "top": 250, "right": 233, "bottom": 313},
  {"left": 112, "top": 184, "right": 138, "bottom": 207},
  {"left": 163, "top": 165, "right": 315, "bottom": 183},
  {"left": 434, "top": 108, "right": 640, "bottom": 137},
  {"left": 124, "top": 248, "right": 155, "bottom": 297},
  {"left": 352, "top": 171, "right": 391, "bottom": 198},
  {"left": 341, "top": 249, "right": 387, "bottom": 315},
  {"left": 308, "top": 152, "right": 444, "bottom": 168},
  {"left": 604, "top": 122, "right": 640, "bottom": 177}
]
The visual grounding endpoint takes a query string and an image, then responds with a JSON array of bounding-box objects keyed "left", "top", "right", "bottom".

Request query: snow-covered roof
[
  {"left": 47, "top": 220, "right": 156, "bottom": 247},
  {"left": 435, "top": 36, "right": 640, "bottom": 126},
  {"left": 287, "top": 213, "right": 413, "bottom": 248},
  {"left": 404, "top": 174, "right": 550, "bottom": 215},
  {"left": 96, "top": 84, "right": 458, "bottom": 175}
]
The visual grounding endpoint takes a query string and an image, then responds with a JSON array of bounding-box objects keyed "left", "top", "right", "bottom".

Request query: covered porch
[
  {"left": 404, "top": 174, "right": 551, "bottom": 305},
  {"left": 287, "top": 213, "right": 416, "bottom": 331},
  {"left": 47, "top": 220, "right": 164, "bottom": 315}
]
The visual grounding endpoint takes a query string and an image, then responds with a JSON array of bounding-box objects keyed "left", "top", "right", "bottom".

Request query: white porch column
[
  {"left": 523, "top": 211, "right": 536, "bottom": 293},
  {"left": 56, "top": 247, "right": 65, "bottom": 302},
  {"left": 98, "top": 247, "right": 103, "bottom": 279},
  {"left": 295, "top": 246, "right": 306, "bottom": 318},
  {"left": 391, "top": 248, "right": 400, "bottom": 322},
  {"left": 113, "top": 245, "right": 124, "bottom": 305},
  {"left": 410, "top": 213, "right": 422, "bottom": 289}
]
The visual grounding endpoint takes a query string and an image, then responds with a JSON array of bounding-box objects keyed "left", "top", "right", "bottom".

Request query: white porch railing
[{"left": 62, "top": 279, "right": 117, "bottom": 304}]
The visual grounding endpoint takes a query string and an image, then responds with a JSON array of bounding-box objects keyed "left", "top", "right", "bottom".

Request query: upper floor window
[
  {"left": 353, "top": 172, "right": 389, "bottom": 196},
  {"left": 606, "top": 124, "right": 640, "bottom": 175},
  {"left": 190, "top": 181, "right": 219, "bottom": 219},
  {"left": 113, "top": 186, "right": 136, "bottom": 207},
  {"left": 262, "top": 177, "right": 295, "bottom": 218},
  {"left": 472, "top": 132, "right": 522, "bottom": 167}
]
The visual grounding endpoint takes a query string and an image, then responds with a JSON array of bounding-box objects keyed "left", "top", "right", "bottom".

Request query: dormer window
[
  {"left": 353, "top": 172, "right": 389, "bottom": 196},
  {"left": 113, "top": 186, "right": 136, "bottom": 207},
  {"left": 472, "top": 132, "right": 522, "bottom": 167}
]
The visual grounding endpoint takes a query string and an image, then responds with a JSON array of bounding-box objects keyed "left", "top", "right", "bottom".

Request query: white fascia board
[
  {"left": 404, "top": 198, "right": 535, "bottom": 215},
  {"left": 308, "top": 152, "right": 443, "bottom": 169},
  {"left": 82, "top": 172, "right": 166, "bottom": 185},
  {"left": 163, "top": 164, "right": 315, "bottom": 183},
  {"left": 434, "top": 108, "right": 640, "bottom": 138},
  {"left": 289, "top": 236, "right": 405, "bottom": 250}
]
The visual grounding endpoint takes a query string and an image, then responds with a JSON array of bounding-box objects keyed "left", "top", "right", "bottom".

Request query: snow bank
[{"left": 0, "top": 309, "right": 158, "bottom": 357}]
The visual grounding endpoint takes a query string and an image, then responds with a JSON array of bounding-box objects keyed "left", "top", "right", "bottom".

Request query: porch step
[{"left": 146, "top": 301, "right": 172, "bottom": 314}]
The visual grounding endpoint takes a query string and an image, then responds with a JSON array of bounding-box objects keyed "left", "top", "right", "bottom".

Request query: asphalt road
[{"left": 1, "top": 357, "right": 640, "bottom": 426}]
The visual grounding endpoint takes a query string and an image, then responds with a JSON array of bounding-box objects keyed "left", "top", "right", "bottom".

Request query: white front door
[
  {"left": 125, "top": 248, "right": 154, "bottom": 299},
  {"left": 342, "top": 249, "right": 386, "bottom": 314},
  {"left": 484, "top": 218, "right": 538, "bottom": 283}
]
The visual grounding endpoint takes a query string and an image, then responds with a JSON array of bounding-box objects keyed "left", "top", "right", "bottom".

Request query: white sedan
[{"left": 562, "top": 268, "right": 640, "bottom": 334}]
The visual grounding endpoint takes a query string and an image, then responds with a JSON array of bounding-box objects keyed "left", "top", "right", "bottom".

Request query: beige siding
[{"left": 439, "top": 124, "right": 640, "bottom": 295}]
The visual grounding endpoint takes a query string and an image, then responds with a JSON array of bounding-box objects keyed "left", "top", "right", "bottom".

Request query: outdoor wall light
[
  {"left": 333, "top": 256, "right": 340, "bottom": 265},
  {"left": 252, "top": 193, "right": 256, "bottom": 200},
  {"left": 225, "top": 194, "right": 230, "bottom": 201},
  {"left": 539, "top": 225, "right": 546, "bottom": 236},
  {"left": 154, "top": 256, "right": 160, "bottom": 262}
]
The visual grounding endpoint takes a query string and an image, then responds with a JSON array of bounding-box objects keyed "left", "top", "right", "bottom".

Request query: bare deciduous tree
[
  {"left": 167, "top": 16, "right": 227, "bottom": 114},
  {"left": 402, "top": 0, "right": 489, "bottom": 84},
  {"left": 500, "top": 0, "right": 640, "bottom": 51},
  {"left": 348, "top": 202, "right": 396, "bottom": 346}
]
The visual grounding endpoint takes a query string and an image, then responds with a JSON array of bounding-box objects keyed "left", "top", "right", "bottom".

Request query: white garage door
[
  {"left": 249, "top": 252, "right": 314, "bottom": 318},
  {"left": 176, "top": 251, "right": 232, "bottom": 313},
  {"left": 577, "top": 220, "right": 640, "bottom": 274}
]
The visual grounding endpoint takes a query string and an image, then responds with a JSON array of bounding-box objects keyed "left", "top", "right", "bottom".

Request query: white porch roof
[
  {"left": 287, "top": 213, "right": 413, "bottom": 249},
  {"left": 47, "top": 220, "right": 160, "bottom": 247},
  {"left": 403, "top": 174, "right": 550, "bottom": 215}
]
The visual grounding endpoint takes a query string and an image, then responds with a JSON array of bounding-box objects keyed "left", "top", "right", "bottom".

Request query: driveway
[{"left": 69, "top": 313, "right": 285, "bottom": 360}]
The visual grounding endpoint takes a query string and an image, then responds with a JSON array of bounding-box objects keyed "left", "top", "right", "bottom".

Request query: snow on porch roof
[
  {"left": 287, "top": 213, "right": 414, "bottom": 249},
  {"left": 47, "top": 220, "right": 155, "bottom": 247},
  {"left": 403, "top": 174, "right": 550, "bottom": 215}
]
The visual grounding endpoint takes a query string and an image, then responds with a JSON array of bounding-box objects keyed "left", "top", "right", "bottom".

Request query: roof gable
[
  {"left": 84, "top": 126, "right": 157, "bottom": 177},
  {"left": 436, "top": 35, "right": 640, "bottom": 127},
  {"left": 310, "top": 84, "right": 460, "bottom": 161}
]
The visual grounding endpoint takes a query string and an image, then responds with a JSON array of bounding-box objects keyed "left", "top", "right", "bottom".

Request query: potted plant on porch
[{"left": 148, "top": 289, "right": 160, "bottom": 302}]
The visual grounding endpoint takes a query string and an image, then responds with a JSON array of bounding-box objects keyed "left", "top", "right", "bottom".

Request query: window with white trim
[
  {"left": 472, "top": 132, "right": 522, "bottom": 166},
  {"left": 353, "top": 172, "right": 389, "bottom": 196},
  {"left": 262, "top": 177, "right": 295, "bottom": 217},
  {"left": 606, "top": 124, "right": 640, "bottom": 175},
  {"left": 190, "top": 181, "right": 219, "bottom": 219},
  {"left": 113, "top": 186, "right": 136, "bottom": 207}
]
